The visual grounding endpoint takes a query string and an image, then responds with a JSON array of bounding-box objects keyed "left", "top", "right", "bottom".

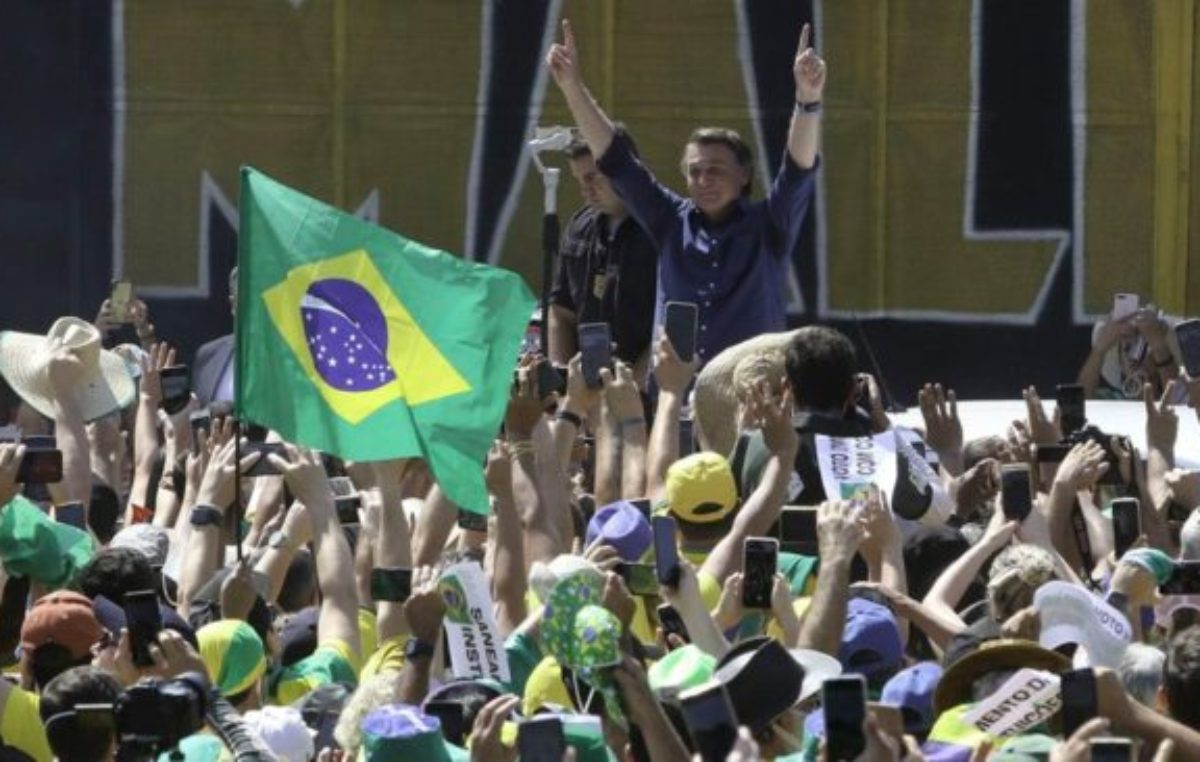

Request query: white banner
[
  {"left": 438, "top": 561, "right": 510, "bottom": 683},
  {"left": 814, "top": 432, "right": 899, "bottom": 504},
  {"left": 963, "top": 669, "right": 1061, "bottom": 738}
]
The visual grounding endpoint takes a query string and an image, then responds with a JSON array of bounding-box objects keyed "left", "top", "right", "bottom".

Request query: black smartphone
[
  {"left": 425, "top": 700, "right": 466, "bottom": 746},
  {"left": 823, "top": 675, "right": 868, "bottom": 761},
  {"left": 22, "top": 435, "right": 55, "bottom": 450},
  {"left": 189, "top": 409, "right": 211, "bottom": 453},
  {"left": 1056, "top": 383, "right": 1086, "bottom": 435},
  {"left": 1089, "top": 738, "right": 1134, "bottom": 762},
  {"left": 619, "top": 563, "right": 660, "bottom": 597},
  {"left": 778, "top": 506, "right": 818, "bottom": 556},
  {"left": 741, "top": 537, "right": 778, "bottom": 609},
  {"left": 578, "top": 322, "right": 613, "bottom": 389},
  {"left": 370, "top": 568, "right": 413, "bottom": 603},
  {"left": 657, "top": 603, "right": 690, "bottom": 644},
  {"left": 1000, "top": 465, "right": 1033, "bottom": 523},
  {"left": 244, "top": 442, "right": 286, "bottom": 477},
  {"left": 678, "top": 680, "right": 738, "bottom": 762},
  {"left": 664, "top": 301, "right": 699, "bottom": 363},
  {"left": 1035, "top": 443, "right": 1071, "bottom": 463},
  {"left": 123, "top": 589, "right": 162, "bottom": 668},
  {"left": 54, "top": 502, "right": 87, "bottom": 531},
  {"left": 457, "top": 509, "right": 489, "bottom": 533},
  {"left": 536, "top": 360, "right": 565, "bottom": 399},
  {"left": 1161, "top": 562, "right": 1200, "bottom": 595},
  {"left": 17, "top": 449, "right": 63, "bottom": 484},
  {"left": 653, "top": 515, "right": 681, "bottom": 587},
  {"left": 335, "top": 495, "right": 361, "bottom": 526},
  {"left": 1060, "top": 668, "right": 1097, "bottom": 738},
  {"left": 517, "top": 716, "right": 566, "bottom": 762},
  {"left": 1175, "top": 319, "right": 1200, "bottom": 378},
  {"left": 159, "top": 365, "right": 191, "bottom": 415},
  {"left": 629, "top": 498, "right": 652, "bottom": 520},
  {"left": 1111, "top": 497, "right": 1141, "bottom": 559}
]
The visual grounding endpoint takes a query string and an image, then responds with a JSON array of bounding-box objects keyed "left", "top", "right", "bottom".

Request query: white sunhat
[{"left": 0, "top": 317, "right": 136, "bottom": 423}]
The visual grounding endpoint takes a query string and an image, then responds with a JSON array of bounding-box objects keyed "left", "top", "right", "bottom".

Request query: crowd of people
[{"left": 2, "top": 14, "right": 1200, "bottom": 762}]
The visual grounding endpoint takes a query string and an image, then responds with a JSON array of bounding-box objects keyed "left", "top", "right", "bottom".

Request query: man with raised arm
[{"left": 546, "top": 18, "right": 825, "bottom": 363}]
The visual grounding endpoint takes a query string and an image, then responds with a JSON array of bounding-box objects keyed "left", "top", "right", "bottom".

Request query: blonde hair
[
  {"left": 987, "top": 543, "right": 1056, "bottom": 621},
  {"left": 333, "top": 673, "right": 405, "bottom": 754},
  {"left": 732, "top": 350, "right": 785, "bottom": 403}
]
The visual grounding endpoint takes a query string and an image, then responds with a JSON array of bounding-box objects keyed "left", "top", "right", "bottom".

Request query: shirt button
[
  {"left": 711, "top": 262, "right": 718, "bottom": 269},
  {"left": 708, "top": 282, "right": 715, "bottom": 288},
  {"left": 701, "top": 325, "right": 708, "bottom": 332},
  {"left": 704, "top": 301, "right": 711, "bottom": 307}
]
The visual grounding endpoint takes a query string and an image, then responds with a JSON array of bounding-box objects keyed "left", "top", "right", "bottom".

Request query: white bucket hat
[{"left": 0, "top": 317, "right": 136, "bottom": 423}]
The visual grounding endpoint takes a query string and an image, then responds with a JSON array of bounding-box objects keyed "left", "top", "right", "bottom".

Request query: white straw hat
[{"left": 0, "top": 317, "right": 136, "bottom": 423}]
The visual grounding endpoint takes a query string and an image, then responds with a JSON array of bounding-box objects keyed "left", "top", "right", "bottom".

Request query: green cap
[
  {"left": 0, "top": 495, "right": 93, "bottom": 589},
  {"left": 648, "top": 645, "right": 717, "bottom": 694},
  {"left": 360, "top": 704, "right": 468, "bottom": 762}
]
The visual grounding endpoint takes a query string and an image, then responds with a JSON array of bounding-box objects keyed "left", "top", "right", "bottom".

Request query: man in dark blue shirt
[{"left": 546, "top": 20, "right": 825, "bottom": 364}]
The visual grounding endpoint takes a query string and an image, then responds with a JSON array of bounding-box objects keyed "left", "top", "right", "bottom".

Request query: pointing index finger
[
  {"left": 799, "top": 22, "right": 810, "bottom": 53},
  {"left": 562, "top": 19, "right": 576, "bottom": 51}
]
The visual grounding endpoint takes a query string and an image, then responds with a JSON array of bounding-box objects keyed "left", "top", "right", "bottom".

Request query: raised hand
[
  {"left": 1145, "top": 381, "right": 1179, "bottom": 453},
  {"left": 139, "top": 342, "right": 176, "bottom": 406},
  {"left": 1054, "top": 441, "right": 1109, "bottom": 492},
  {"left": 918, "top": 382, "right": 963, "bottom": 462},
  {"left": 505, "top": 358, "right": 544, "bottom": 440},
  {"left": 600, "top": 360, "right": 644, "bottom": 421},
  {"left": 653, "top": 332, "right": 698, "bottom": 397},
  {"left": 546, "top": 19, "right": 582, "bottom": 90},
  {"left": 196, "top": 434, "right": 260, "bottom": 510},
  {"left": 793, "top": 23, "right": 826, "bottom": 103},
  {"left": 1022, "top": 386, "right": 1062, "bottom": 446},
  {"left": 268, "top": 445, "right": 332, "bottom": 513}
]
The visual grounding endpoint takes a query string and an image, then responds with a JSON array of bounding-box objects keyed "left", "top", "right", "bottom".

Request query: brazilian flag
[{"left": 235, "top": 167, "right": 534, "bottom": 512}]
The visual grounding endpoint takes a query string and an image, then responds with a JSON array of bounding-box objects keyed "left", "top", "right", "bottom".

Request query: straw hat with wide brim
[
  {"left": 693, "top": 329, "right": 799, "bottom": 456},
  {"left": 0, "top": 317, "right": 136, "bottom": 423},
  {"left": 933, "top": 638, "right": 1072, "bottom": 714}
]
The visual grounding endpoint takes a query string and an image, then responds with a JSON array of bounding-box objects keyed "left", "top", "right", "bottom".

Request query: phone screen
[
  {"left": 245, "top": 442, "right": 286, "bottom": 477},
  {"left": 657, "top": 603, "right": 689, "bottom": 643},
  {"left": 54, "top": 502, "right": 87, "bottom": 531},
  {"left": 679, "top": 682, "right": 738, "bottom": 762},
  {"left": 823, "top": 676, "right": 867, "bottom": 761},
  {"left": 1174, "top": 319, "right": 1200, "bottom": 378},
  {"left": 110, "top": 280, "right": 133, "bottom": 320},
  {"left": 535, "top": 361, "right": 564, "bottom": 399},
  {"left": 1089, "top": 739, "right": 1134, "bottom": 762},
  {"left": 621, "top": 563, "right": 659, "bottom": 597},
  {"left": 1111, "top": 498, "right": 1141, "bottom": 558},
  {"left": 517, "top": 716, "right": 566, "bottom": 762},
  {"left": 1060, "top": 669, "right": 1097, "bottom": 737},
  {"left": 159, "top": 366, "right": 191, "bottom": 415},
  {"left": 778, "top": 507, "right": 819, "bottom": 557},
  {"left": 664, "top": 301, "right": 699, "bottom": 363},
  {"left": 1161, "top": 562, "right": 1200, "bottom": 595},
  {"left": 425, "top": 701, "right": 466, "bottom": 746},
  {"left": 741, "top": 538, "right": 778, "bottom": 609},
  {"left": 653, "top": 515, "right": 680, "bottom": 587},
  {"left": 578, "top": 323, "right": 612, "bottom": 389},
  {"left": 335, "top": 495, "right": 361, "bottom": 526},
  {"left": 457, "top": 509, "right": 488, "bottom": 532},
  {"left": 1112, "top": 293, "right": 1139, "bottom": 321},
  {"left": 679, "top": 417, "right": 696, "bottom": 457},
  {"left": 17, "top": 449, "right": 63, "bottom": 484},
  {"left": 123, "top": 590, "right": 162, "bottom": 668},
  {"left": 370, "top": 568, "right": 413, "bottom": 603},
  {"left": 1000, "top": 465, "right": 1033, "bottom": 522},
  {"left": 1056, "top": 384, "right": 1086, "bottom": 435}
]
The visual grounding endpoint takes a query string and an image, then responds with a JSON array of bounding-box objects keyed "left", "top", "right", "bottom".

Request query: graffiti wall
[{"left": 2, "top": 0, "right": 1197, "bottom": 400}]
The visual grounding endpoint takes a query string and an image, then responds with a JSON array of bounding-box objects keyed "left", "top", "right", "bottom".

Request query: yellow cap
[
  {"left": 522, "top": 656, "right": 573, "bottom": 717},
  {"left": 665, "top": 452, "right": 738, "bottom": 524}
]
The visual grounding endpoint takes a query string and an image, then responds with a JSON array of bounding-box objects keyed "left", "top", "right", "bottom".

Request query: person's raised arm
[
  {"left": 647, "top": 335, "right": 698, "bottom": 501},
  {"left": 253, "top": 500, "right": 312, "bottom": 605},
  {"left": 796, "top": 500, "right": 863, "bottom": 655},
  {"left": 1145, "top": 381, "right": 1179, "bottom": 519},
  {"left": 787, "top": 23, "right": 824, "bottom": 170},
  {"left": 858, "top": 489, "right": 909, "bottom": 643},
  {"left": 270, "top": 445, "right": 361, "bottom": 659},
  {"left": 482, "top": 443, "right": 526, "bottom": 637},
  {"left": 601, "top": 360, "right": 647, "bottom": 499},
  {"left": 700, "top": 384, "right": 799, "bottom": 584},
  {"left": 131, "top": 344, "right": 171, "bottom": 521},
  {"left": 1078, "top": 318, "right": 1132, "bottom": 397},
  {"left": 45, "top": 340, "right": 91, "bottom": 507},
  {"left": 922, "top": 511, "right": 1019, "bottom": 630},
  {"left": 918, "top": 383, "right": 964, "bottom": 477},
  {"left": 397, "top": 566, "right": 445, "bottom": 705},
  {"left": 545, "top": 20, "right": 614, "bottom": 159},
  {"left": 1044, "top": 442, "right": 1108, "bottom": 575},
  {"left": 372, "top": 459, "right": 416, "bottom": 643},
  {"left": 550, "top": 353, "right": 598, "bottom": 470},
  {"left": 507, "top": 364, "right": 563, "bottom": 569}
]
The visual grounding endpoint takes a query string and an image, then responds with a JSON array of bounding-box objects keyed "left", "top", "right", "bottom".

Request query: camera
[
  {"left": 1037, "top": 425, "right": 1125, "bottom": 486},
  {"left": 115, "top": 673, "right": 208, "bottom": 760}
]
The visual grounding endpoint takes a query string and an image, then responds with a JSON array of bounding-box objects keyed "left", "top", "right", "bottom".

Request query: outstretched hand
[
  {"left": 794, "top": 23, "right": 826, "bottom": 103},
  {"left": 546, "top": 19, "right": 582, "bottom": 90}
]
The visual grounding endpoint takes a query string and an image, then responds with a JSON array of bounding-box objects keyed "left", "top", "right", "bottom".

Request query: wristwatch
[
  {"left": 189, "top": 505, "right": 223, "bottom": 528},
  {"left": 404, "top": 637, "right": 437, "bottom": 661},
  {"left": 268, "top": 530, "right": 291, "bottom": 550}
]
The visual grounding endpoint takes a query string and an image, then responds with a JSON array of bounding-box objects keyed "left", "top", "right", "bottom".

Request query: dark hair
[
  {"left": 75, "top": 547, "right": 154, "bottom": 605},
  {"left": 784, "top": 326, "right": 858, "bottom": 410},
  {"left": 39, "top": 666, "right": 122, "bottom": 762},
  {"left": 1165, "top": 626, "right": 1200, "bottom": 727},
  {"left": 685, "top": 127, "right": 754, "bottom": 195},
  {"left": 29, "top": 643, "right": 91, "bottom": 691},
  {"left": 278, "top": 549, "right": 317, "bottom": 614},
  {"left": 89, "top": 484, "right": 120, "bottom": 545},
  {"left": 0, "top": 575, "right": 30, "bottom": 667}
]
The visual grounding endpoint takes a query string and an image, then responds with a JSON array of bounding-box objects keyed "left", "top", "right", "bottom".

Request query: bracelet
[
  {"left": 555, "top": 410, "right": 583, "bottom": 428},
  {"left": 795, "top": 99, "right": 822, "bottom": 114}
]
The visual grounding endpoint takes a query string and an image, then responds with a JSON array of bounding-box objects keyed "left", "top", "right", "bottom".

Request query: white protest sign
[
  {"left": 962, "top": 669, "right": 1061, "bottom": 738},
  {"left": 1034, "top": 581, "right": 1132, "bottom": 669},
  {"left": 438, "top": 561, "right": 510, "bottom": 683},
  {"left": 813, "top": 432, "right": 899, "bottom": 504}
]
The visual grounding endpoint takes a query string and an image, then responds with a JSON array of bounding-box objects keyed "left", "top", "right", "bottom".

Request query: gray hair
[
  {"left": 333, "top": 673, "right": 404, "bottom": 754},
  {"left": 1120, "top": 643, "right": 1165, "bottom": 708}
]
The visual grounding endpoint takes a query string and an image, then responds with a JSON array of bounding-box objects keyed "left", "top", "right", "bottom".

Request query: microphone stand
[{"left": 530, "top": 147, "right": 561, "bottom": 358}]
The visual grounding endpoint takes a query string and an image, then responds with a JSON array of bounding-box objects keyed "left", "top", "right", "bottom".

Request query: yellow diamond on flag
[{"left": 262, "top": 249, "right": 471, "bottom": 425}]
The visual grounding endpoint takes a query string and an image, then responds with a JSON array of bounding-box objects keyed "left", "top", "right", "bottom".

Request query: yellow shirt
[{"left": 0, "top": 684, "right": 51, "bottom": 762}]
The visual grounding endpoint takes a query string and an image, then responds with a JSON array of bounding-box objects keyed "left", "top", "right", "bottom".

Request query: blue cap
[
  {"left": 838, "top": 598, "right": 903, "bottom": 679},
  {"left": 585, "top": 500, "right": 652, "bottom": 562},
  {"left": 881, "top": 661, "right": 943, "bottom": 733}
]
